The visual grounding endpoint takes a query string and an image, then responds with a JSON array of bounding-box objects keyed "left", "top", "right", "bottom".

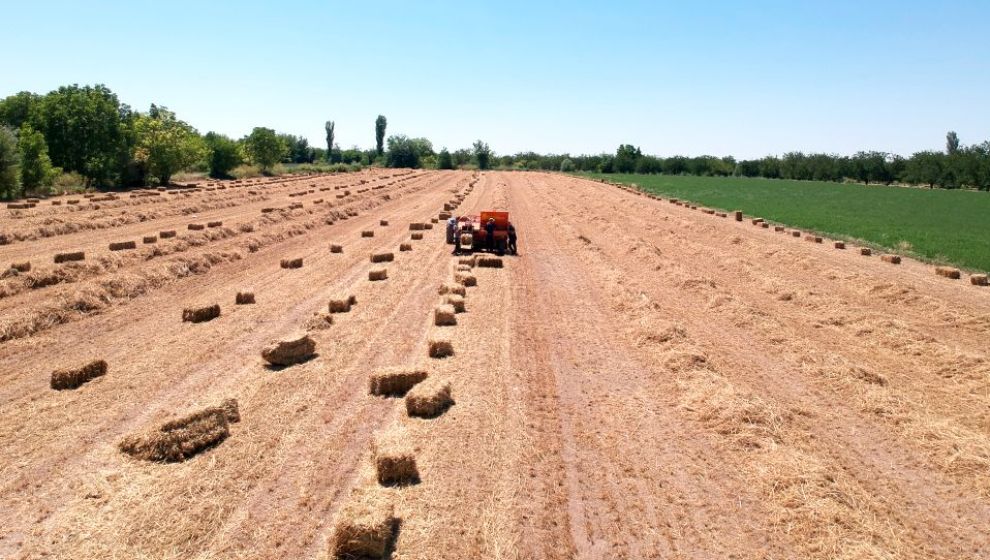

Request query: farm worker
[
  {"left": 508, "top": 223, "right": 517, "bottom": 255},
  {"left": 446, "top": 217, "right": 457, "bottom": 244},
  {"left": 452, "top": 217, "right": 462, "bottom": 255},
  {"left": 485, "top": 218, "right": 496, "bottom": 251}
]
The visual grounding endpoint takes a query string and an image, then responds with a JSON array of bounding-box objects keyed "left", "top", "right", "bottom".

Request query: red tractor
[{"left": 450, "top": 211, "right": 510, "bottom": 255}]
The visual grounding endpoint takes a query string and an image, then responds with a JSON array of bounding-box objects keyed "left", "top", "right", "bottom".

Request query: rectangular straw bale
[
  {"left": 188, "top": 223, "right": 205, "bottom": 231},
  {"left": 428, "top": 334, "right": 454, "bottom": 358},
  {"left": 454, "top": 271, "right": 477, "bottom": 287},
  {"left": 834, "top": 241, "right": 846, "bottom": 249},
  {"left": 160, "top": 230, "right": 177, "bottom": 239},
  {"left": 361, "top": 230, "right": 375, "bottom": 238},
  {"left": 109, "top": 241, "right": 137, "bottom": 251},
  {"left": 372, "top": 426, "right": 419, "bottom": 485},
  {"left": 330, "top": 491, "right": 396, "bottom": 559},
  {"left": 182, "top": 304, "right": 221, "bottom": 323},
  {"left": 411, "top": 232, "right": 424, "bottom": 240},
  {"left": 370, "top": 252, "right": 394, "bottom": 263},
  {"left": 455, "top": 264, "right": 471, "bottom": 272},
  {"left": 774, "top": 226, "right": 785, "bottom": 232},
  {"left": 280, "top": 258, "right": 303, "bottom": 269},
  {"left": 399, "top": 243, "right": 412, "bottom": 251},
  {"left": 369, "top": 367, "right": 428, "bottom": 396},
  {"left": 143, "top": 236, "right": 157, "bottom": 244},
  {"left": 328, "top": 297, "right": 352, "bottom": 313},
  {"left": 406, "top": 377, "right": 453, "bottom": 418},
  {"left": 54, "top": 251, "right": 85, "bottom": 263},
  {"left": 434, "top": 304, "right": 457, "bottom": 326},
  {"left": 10, "top": 261, "right": 31, "bottom": 272},
  {"left": 476, "top": 256, "right": 504, "bottom": 268},
  {"left": 118, "top": 407, "right": 229, "bottom": 462},
  {"left": 236, "top": 291, "right": 255, "bottom": 304},
  {"left": 444, "top": 294, "right": 465, "bottom": 313},
  {"left": 439, "top": 212, "right": 451, "bottom": 220},
  {"left": 860, "top": 248, "right": 872, "bottom": 256},
  {"left": 409, "top": 222, "right": 425, "bottom": 231},
  {"left": 791, "top": 231, "right": 801, "bottom": 237},
  {"left": 369, "top": 267, "right": 388, "bottom": 281},
  {"left": 457, "top": 256, "right": 476, "bottom": 267},
  {"left": 207, "top": 221, "right": 223, "bottom": 228},
  {"left": 379, "top": 219, "right": 389, "bottom": 226},
  {"left": 438, "top": 282, "right": 466, "bottom": 296},
  {"left": 935, "top": 266, "right": 961, "bottom": 279},
  {"left": 423, "top": 222, "right": 433, "bottom": 230},
  {"left": 881, "top": 255, "right": 901, "bottom": 264},
  {"left": 734, "top": 210, "right": 743, "bottom": 221},
  {"left": 50, "top": 359, "right": 108, "bottom": 390},
  {"left": 330, "top": 243, "right": 343, "bottom": 253},
  {"left": 971, "top": 274, "right": 988, "bottom": 286}
]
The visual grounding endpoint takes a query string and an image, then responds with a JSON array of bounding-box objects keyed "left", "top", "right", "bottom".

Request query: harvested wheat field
[{"left": 2, "top": 170, "right": 990, "bottom": 560}]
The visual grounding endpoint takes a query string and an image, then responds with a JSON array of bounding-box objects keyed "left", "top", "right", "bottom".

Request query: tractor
[{"left": 448, "top": 211, "right": 510, "bottom": 255}]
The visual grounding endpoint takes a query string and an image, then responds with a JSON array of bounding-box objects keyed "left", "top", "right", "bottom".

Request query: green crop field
[{"left": 580, "top": 173, "right": 990, "bottom": 273}]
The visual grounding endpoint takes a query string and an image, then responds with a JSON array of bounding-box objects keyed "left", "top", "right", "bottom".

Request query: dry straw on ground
[
  {"left": 305, "top": 312, "right": 334, "bottom": 331},
  {"left": 406, "top": 377, "right": 453, "bottom": 417},
  {"left": 329, "top": 490, "right": 397, "bottom": 559},
  {"left": 119, "top": 405, "right": 233, "bottom": 462},
  {"left": 372, "top": 425, "right": 419, "bottom": 486},
  {"left": 182, "top": 304, "right": 220, "bottom": 323},
  {"left": 369, "top": 267, "right": 388, "bottom": 281},
  {"left": 434, "top": 304, "right": 457, "bottom": 326},
  {"left": 438, "top": 282, "right": 466, "bottom": 296},
  {"left": 280, "top": 258, "right": 303, "bottom": 269},
  {"left": 329, "top": 243, "right": 343, "bottom": 253},
  {"left": 370, "top": 252, "right": 394, "bottom": 263},
  {"left": 50, "top": 359, "right": 108, "bottom": 390},
  {"left": 235, "top": 291, "right": 255, "bottom": 304},
  {"left": 428, "top": 334, "right": 454, "bottom": 358},
  {"left": 444, "top": 293, "right": 466, "bottom": 313},
  {"left": 476, "top": 256, "right": 504, "bottom": 268},
  {"left": 369, "top": 367, "right": 428, "bottom": 396},
  {"left": 261, "top": 333, "right": 316, "bottom": 366}
]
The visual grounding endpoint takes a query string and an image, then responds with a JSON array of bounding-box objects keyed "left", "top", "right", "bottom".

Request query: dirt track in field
[{"left": 1, "top": 170, "right": 988, "bottom": 560}]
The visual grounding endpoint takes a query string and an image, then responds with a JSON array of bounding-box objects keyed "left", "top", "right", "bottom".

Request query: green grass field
[{"left": 580, "top": 173, "right": 990, "bottom": 272}]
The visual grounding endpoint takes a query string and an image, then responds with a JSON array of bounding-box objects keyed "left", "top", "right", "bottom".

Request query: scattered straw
[{"left": 119, "top": 406, "right": 230, "bottom": 462}]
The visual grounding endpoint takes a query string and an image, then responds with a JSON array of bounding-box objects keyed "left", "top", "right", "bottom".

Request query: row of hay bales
[{"left": 599, "top": 178, "right": 989, "bottom": 288}]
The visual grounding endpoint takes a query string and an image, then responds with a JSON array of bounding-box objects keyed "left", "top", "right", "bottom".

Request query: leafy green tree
[
  {"left": 18, "top": 124, "right": 57, "bottom": 190},
  {"left": 903, "top": 151, "right": 944, "bottom": 188},
  {"left": 0, "top": 126, "right": 21, "bottom": 199},
  {"left": 0, "top": 92, "right": 41, "bottom": 129},
  {"left": 385, "top": 134, "right": 420, "bottom": 168},
  {"left": 375, "top": 115, "right": 387, "bottom": 156},
  {"left": 132, "top": 106, "right": 206, "bottom": 185},
  {"left": 559, "top": 158, "right": 575, "bottom": 172},
  {"left": 614, "top": 144, "right": 642, "bottom": 173},
  {"left": 946, "top": 131, "right": 960, "bottom": 155},
  {"left": 437, "top": 148, "right": 454, "bottom": 170},
  {"left": 204, "top": 132, "right": 242, "bottom": 178},
  {"left": 325, "top": 121, "right": 335, "bottom": 162},
  {"left": 244, "top": 127, "right": 288, "bottom": 173},
  {"left": 473, "top": 140, "right": 492, "bottom": 170},
  {"left": 33, "top": 84, "right": 127, "bottom": 185}
]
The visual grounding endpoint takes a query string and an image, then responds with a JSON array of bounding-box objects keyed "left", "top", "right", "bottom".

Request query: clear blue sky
[{"left": 2, "top": 1, "right": 987, "bottom": 159}]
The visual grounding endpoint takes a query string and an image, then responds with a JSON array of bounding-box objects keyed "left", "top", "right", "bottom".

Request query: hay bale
[
  {"left": 361, "top": 230, "right": 375, "bottom": 238},
  {"left": 261, "top": 333, "right": 316, "bottom": 366},
  {"left": 434, "top": 304, "right": 457, "bottom": 326},
  {"left": 971, "top": 274, "right": 988, "bottom": 286},
  {"left": 438, "top": 282, "right": 466, "bottom": 296},
  {"left": 399, "top": 243, "right": 412, "bottom": 252},
  {"left": 143, "top": 236, "right": 157, "bottom": 244},
  {"left": 188, "top": 223, "right": 205, "bottom": 231},
  {"left": 220, "top": 398, "right": 240, "bottom": 423},
  {"left": 791, "top": 231, "right": 801, "bottom": 238},
  {"left": 305, "top": 312, "right": 334, "bottom": 331},
  {"left": 457, "top": 256, "right": 476, "bottom": 267},
  {"left": 409, "top": 222, "right": 425, "bottom": 231},
  {"left": 935, "top": 266, "right": 961, "bottom": 279},
  {"left": 454, "top": 272, "right": 477, "bottom": 287},
  {"left": 369, "top": 367, "right": 428, "bottom": 396},
  {"left": 109, "top": 241, "right": 137, "bottom": 251},
  {"left": 834, "top": 241, "right": 846, "bottom": 249},
  {"left": 10, "top": 262, "right": 30, "bottom": 272},
  {"left": 328, "top": 298, "right": 352, "bottom": 313},
  {"left": 774, "top": 226, "right": 785, "bottom": 232},
  {"left": 476, "top": 256, "right": 504, "bottom": 268},
  {"left": 456, "top": 264, "right": 471, "bottom": 272},
  {"left": 280, "top": 258, "right": 303, "bottom": 269},
  {"left": 734, "top": 210, "right": 743, "bottom": 221},
  {"left": 428, "top": 334, "right": 454, "bottom": 358},
  {"left": 430, "top": 218, "right": 438, "bottom": 224},
  {"left": 445, "top": 294, "right": 465, "bottom": 313},
  {"left": 182, "top": 304, "right": 221, "bottom": 323},
  {"left": 860, "top": 248, "right": 872, "bottom": 256},
  {"left": 380, "top": 219, "right": 389, "bottom": 226},
  {"left": 207, "top": 221, "right": 223, "bottom": 228},
  {"left": 160, "top": 230, "right": 177, "bottom": 239},
  {"left": 330, "top": 491, "right": 397, "bottom": 559},
  {"left": 369, "top": 267, "right": 388, "bottom": 281},
  {"left": 372, "top": 425, "right": 419, "bottom": 486},
  {"left": 370, "top": 252, "right": 394, "bottom": 263},
  {"left": 423, "top": 222, "right": 433, "bottom": 230},
  {"left": 439, "top": 212, "right": 451, "bottom": 220},
  {"left": 881, "top": 255, "right": 901, "bottom": 265},
  {"left": 50, "top": 359, "right": 108, "bottom": 390},
  {"left": 411, "top": 232, "right": 424, "bottom": 240},
  {"left": 349, "top": 294, "right": 358, "bottom": 305},
  {"left": 119, "top": 407, "right": 230, "bottom": 462},
  {"left": 751, "top": 218, "right": 764, "bottom": 225},
  {"left": 330, "top": 243, "right": 343, "bottom": 253},
  {"left": 54, "top": 251, "right": 85, "bottom": 264},
  {"left": 406, "top": 377, "right": 453, "bottom": 418},
  {"left": 236, "top": 291, "right": 255, "bottom": 304}
]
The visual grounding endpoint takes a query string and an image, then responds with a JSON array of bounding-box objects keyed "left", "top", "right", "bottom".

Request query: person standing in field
[
  {"left": 446, "top": 216, "right": 457, "bottom": 244},
  {"left": 485, "top": 217, "right": 496, "bottom": 252},
  {"left": 508, "top": 223, "right": 517, "bottom": 255}
]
